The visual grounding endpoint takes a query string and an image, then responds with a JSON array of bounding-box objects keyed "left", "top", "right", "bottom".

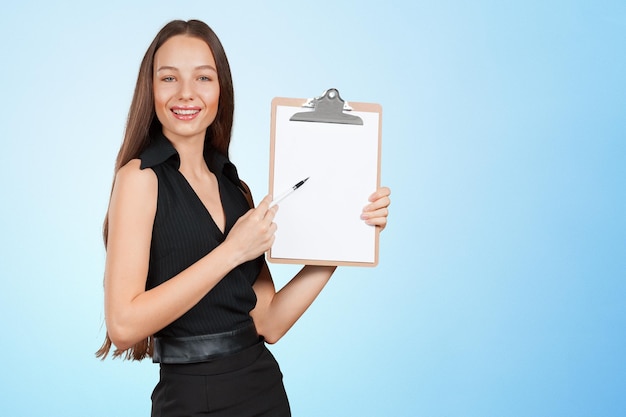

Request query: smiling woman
[
  {"left": 153, "top": 36, "right": 221, "bottom": 143},
  {"left": 95, "top": 19, "right": 390, "bottom": 417}
]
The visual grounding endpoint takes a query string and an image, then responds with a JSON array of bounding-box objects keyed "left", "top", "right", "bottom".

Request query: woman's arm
[
  {"left": 250, "top": 263, "right": 336, "bottom": 344},
  {"left": 250, "top": 186, "right": 391, "bottom": 343},
  {"left": 104, "top": 160, "right": 277, "bottom": 351}
]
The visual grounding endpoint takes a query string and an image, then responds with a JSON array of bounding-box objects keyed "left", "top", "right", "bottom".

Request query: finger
[
  {"left": 261, "top": 195, "right": 280, "bottom": 221},
  {"left": 266, "top": 233, "right": 276, "bottom": 251},
  {"left": 252, "top": 194, "right": 272, "bottom": 220},
  {"left": 260, "top": 205, "right": 278, "bottom": 225},
  {"left": 368, "top": 186, "right": 391, "bottom": 202},
  {"left": 267, "top": 204, "right": 278, "bottom": 219},
  {"left": 363, "top": 214, "right": 388, "bottom": 229},
  {"left": 260, "top": 221, "right": 278, "bottom": 250},
  {"left": 361, "top": 207, "right": 389, "bottom": 221},
  {"left": 363, "top": 196, "right": 391, "bottom": 212},
  {"left": 257, "top": 194, "right": 273, "bottom": 210}
]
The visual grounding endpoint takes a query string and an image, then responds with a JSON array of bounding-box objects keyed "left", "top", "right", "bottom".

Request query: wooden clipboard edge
[
  {"left": 266, "top": 253, "right": 379, "bottom": 268},
  {"left": 267, "top": 96, "right": 382, "bottom": 268}
]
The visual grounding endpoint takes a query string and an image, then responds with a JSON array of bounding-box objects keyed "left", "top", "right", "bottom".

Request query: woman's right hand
[{"left": 224, "top": 194, "right": 277, "bottom": 264}]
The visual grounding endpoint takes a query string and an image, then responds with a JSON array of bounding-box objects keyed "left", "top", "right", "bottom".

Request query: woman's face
[{"left": 153, "top": 35, "right": 220, "bottom": 143}]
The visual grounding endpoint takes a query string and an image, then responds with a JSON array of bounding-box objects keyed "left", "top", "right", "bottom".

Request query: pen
[{"left": 270, "top": 177, "right": 309, "bottom": 207}]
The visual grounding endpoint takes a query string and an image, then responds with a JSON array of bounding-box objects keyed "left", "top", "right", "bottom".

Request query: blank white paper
[{"left": 269, "top": 105, "right": 380, "bottom": 264}]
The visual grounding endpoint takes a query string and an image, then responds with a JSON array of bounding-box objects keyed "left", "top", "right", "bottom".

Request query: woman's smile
[{"left": 171, "top": 106, "right": 202, "bottom": 121}]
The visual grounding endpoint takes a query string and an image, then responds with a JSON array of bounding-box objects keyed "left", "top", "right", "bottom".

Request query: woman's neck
[{"left": 166, "top": 132, "right": 208, "bottom": 177}]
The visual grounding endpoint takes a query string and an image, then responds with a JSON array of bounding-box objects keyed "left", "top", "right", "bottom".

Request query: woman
[{"left": 97, "top": 19, "right": 391, "bottom": 417}]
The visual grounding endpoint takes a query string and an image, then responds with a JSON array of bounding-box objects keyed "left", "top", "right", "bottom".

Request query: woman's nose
[{"left": 178, "top": 78, "right": 194, "bottom": 100}]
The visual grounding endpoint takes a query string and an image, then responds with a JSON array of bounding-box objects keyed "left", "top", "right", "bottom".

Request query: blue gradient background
[{"left": 1, "top": 1, "right": 624, "bottom": 416}]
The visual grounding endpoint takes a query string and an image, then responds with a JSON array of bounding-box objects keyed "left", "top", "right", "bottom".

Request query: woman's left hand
[{"left": 361, "top": 186, "right": 391, "bottom": 231}]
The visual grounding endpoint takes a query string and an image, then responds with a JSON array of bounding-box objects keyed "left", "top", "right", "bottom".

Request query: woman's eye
[
  {"left": 198, "top": 76, "right": 213, "bottom": 81},
  {"left": 162, "top": 76, "right": 175, "bottom": 82}
]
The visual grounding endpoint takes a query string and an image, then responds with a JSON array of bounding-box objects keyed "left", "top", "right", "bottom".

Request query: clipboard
[{"left": 268, "top": 88, "right": 382, "bottom": 267}]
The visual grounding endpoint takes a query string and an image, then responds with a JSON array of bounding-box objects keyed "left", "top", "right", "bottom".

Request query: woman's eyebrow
[
  {"left": 155, "top": 65, "right": 178, "bottom": 73},
  {"left": 195, "top": 64, "right": 217, "bottom": 72},
  {"left": 156, "top": 65, "right": 217, "bottom": 73}
]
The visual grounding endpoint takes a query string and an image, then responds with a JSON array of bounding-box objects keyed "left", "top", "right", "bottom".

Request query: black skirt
[{"left": 151, "top": 340, "right": 291, "bottom": 417}]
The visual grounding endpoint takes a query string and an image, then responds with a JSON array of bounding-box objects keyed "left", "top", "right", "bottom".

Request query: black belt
[{"left": 153, "top": 323, "right": 260, "bottom": 364}]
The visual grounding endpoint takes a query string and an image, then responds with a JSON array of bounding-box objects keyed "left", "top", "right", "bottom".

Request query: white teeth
[{"left": 173, "top": 109, "right": 199, "bottom": 115}]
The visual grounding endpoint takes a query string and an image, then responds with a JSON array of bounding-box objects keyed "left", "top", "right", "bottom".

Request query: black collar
[{"left": 139, "top": 132, "right": 242, "bottom": 187}]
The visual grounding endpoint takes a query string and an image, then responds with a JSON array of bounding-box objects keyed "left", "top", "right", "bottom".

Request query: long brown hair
[{"left": 96, "top": 20, "right": 235, "bottom": 360}]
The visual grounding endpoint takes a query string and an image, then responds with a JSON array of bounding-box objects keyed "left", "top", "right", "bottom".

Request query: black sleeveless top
[{"left": 139, "top": 133, "right": 263, "bottom": 339}]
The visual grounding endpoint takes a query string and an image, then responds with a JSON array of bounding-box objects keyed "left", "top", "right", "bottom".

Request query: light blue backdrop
[{"left": 1, "top": 1, "right": 624, "bottom": 416}]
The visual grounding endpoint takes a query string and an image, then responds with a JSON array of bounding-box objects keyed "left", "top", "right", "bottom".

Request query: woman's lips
[{"left": 171, "top": 107, "right": 200, "bottom": 120}]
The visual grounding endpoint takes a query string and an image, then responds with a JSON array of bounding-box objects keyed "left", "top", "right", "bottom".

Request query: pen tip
[{"left": 304, "top": 177, "right": 309, "bottom": 182}]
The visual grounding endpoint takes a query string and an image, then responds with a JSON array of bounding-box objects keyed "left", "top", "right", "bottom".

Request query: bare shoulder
[
  {"left": 110, "top": 159, "right": 157, "bottom": 213},
  {"left": 112, "top": 159, "right": 156, "bottom": 197},
  {"left": 116, "top": 159, "right": 156, "bottom": 186}
]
